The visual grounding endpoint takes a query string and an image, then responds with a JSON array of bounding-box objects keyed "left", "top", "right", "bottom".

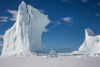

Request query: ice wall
[{"left": 2, "top": 1, "right": 50, "bottom": 55}]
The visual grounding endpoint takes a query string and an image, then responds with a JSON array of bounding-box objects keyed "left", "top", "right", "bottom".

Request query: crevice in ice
[{"left": 26, "top": 5, "right": 31, "bottom": 24}]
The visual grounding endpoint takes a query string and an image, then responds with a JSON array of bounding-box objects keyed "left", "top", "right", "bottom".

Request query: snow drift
[
  {"left": 2, "top": 1, "right": 50, "bottom": 55},
  {"left": 73, "top": 28, "right": 100, "bottom": 54}
]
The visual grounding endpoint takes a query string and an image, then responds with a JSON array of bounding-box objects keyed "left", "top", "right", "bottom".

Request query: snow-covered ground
[{"left": 0, "top": 55, "right": 100, "bottom": 67}]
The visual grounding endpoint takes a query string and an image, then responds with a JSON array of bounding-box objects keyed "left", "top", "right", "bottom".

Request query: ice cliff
[
  {"left": 2, "top": 1, "right": 50, "bottom": 55},
  {"left": 73, "top": 28, "right": 100, "bottom": 54}
]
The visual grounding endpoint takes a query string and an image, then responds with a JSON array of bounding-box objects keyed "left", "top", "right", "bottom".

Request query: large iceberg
[
  {"left": 73, "top": 28, "right": 100, "bottom": 54},
  {"left": 2, "top": 1, "right": 50, "bottom": 55}
]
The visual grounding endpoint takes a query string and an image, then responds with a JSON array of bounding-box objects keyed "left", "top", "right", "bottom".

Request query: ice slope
[
  {"left": 2, "top": 1, "right": 50, "bottom": 55},
  {"left": 73, "top": 28, "right": 100, "bottom": 54}
]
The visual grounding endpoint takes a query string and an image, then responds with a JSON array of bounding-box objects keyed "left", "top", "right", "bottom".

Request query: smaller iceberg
[{"left": 73, "top": 28, "right": 100, "bottom": 54}]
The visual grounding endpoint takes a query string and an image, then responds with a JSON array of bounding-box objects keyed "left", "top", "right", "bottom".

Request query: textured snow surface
[
  {"left": 2, "top": 1, "right": 49, "bottom": 55},
  {"left": 73, "top": 28, "right": 100, "bottom": 54},
  {"left": 0, "top": 56, "right": 100, "bottom": 67}
]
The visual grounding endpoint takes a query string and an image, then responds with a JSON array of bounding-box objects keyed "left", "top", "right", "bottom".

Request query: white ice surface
[
  {"left": 0, "top": 56, "right": 100, "bottom": 67},
  {"left": 2, "top": 1, "right": 50, "bottom": 55}
]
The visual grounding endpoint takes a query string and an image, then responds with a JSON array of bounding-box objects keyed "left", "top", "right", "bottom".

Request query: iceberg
[
  {"left": 73, "top": 28, "right": 100, "bottom": 54},
  {"left": 2, "top": 1, "right": 50, "bottom": 55}
]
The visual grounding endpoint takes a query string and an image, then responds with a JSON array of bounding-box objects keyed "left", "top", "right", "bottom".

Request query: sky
[{"left": 0, "top": 0, "right": 100, "bottom": 53}]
